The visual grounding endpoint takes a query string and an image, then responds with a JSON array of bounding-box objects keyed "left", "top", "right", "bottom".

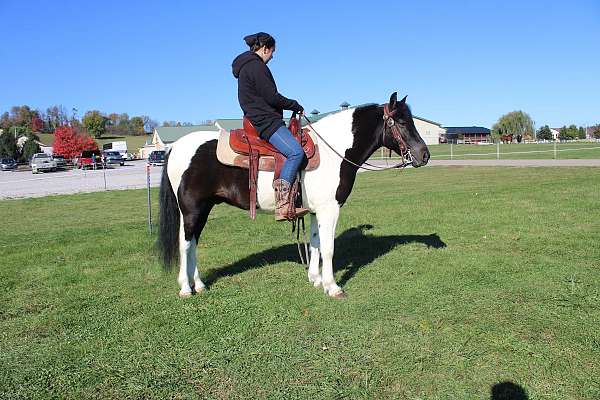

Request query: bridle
[
  {"left": 382, "top": 103, "right": 413, "bottom": 166},
  {"left": 301, "top": 103, "right": 413, "bottom": 171}
]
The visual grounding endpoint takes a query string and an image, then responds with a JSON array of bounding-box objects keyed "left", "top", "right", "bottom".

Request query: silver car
[
  {"left": 30, "top": 153, "right": 57, "bottom": 174},
  {"left": 1, "top": 157, "right": 17, "bottom": 171},
  {"left": 103, "top": 151, "right": 124, "bottom": 166}
]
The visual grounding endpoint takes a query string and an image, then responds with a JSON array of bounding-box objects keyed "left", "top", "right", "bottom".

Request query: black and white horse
[{"left": 158, "top": 93, "right": 430, "bottom": 298}]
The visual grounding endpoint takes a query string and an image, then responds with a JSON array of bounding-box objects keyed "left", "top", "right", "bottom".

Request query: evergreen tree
[{"left": 0, "top": 131, "right": 18, "bottom": 158}]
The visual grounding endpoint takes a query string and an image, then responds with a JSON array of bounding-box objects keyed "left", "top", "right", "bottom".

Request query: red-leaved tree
[
  {"left": 31, "top": 116, "right": 44, "bottom": 132},
  {"left": 52, "top": 126, "right": 98, "bottom": 159}
]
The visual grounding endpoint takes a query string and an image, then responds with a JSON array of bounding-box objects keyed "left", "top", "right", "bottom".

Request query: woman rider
[{"left": 232, "top": 32, "right": 308, "bottom": 221}]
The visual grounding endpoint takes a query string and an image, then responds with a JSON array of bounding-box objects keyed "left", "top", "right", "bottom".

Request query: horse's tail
[{"left": 157, "top": 152, "right": 179, "bottom": 270}]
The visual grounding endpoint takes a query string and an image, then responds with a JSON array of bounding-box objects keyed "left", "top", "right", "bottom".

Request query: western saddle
[{"left": 220, "top": 114, "right": 320, "bottom": 219}]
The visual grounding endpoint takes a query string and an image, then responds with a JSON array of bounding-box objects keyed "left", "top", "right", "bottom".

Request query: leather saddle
[{"left": 215, "top": 115, "right": 320, "bottom": 219}]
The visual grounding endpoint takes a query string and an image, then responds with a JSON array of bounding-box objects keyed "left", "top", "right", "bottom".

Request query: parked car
[
  {"left": 103, "top": 151, "right": 124, "bottom": 166},
  {"left": 148, "top": 150, "right": 166, "bottom": 166},
  {"left": 1, "top": 157, "right": 17, "bottom": 171},
  {"left": 76, "top": 149, "right": 102, "bottom": 169},
  {"left": 30, "top": 153, "right": 57, "bottom": 173},
  {"left": 52, "top": 154, "right": 67, "bottom": 169}
]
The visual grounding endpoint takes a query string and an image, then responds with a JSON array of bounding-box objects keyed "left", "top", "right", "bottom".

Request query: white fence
[{"left": 373, "top": 143, "right": 600, "bottom": 160}]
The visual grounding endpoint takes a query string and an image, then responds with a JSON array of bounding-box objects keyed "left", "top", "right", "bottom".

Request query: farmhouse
[{"left": 146, "top": 104, "right": 445, "bottom": 154}]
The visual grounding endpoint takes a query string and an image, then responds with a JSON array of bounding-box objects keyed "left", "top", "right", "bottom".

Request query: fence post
[
  {"left": 554, "top": 141, "right": 557, "bottom": 159},
  {"left": 102, "top": 160, "right": 107, "bottom": 190},
  {"left": 147, "top": 163, "right": 152, "bottom": 235},
  {"left": 497, "top": 142, "right": 500, "bottom": 160},
  {"left": 450, "top": 143, "right": 453, "bottom": 160}
]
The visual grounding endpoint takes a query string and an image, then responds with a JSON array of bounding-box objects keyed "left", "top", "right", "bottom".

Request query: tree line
[
  {"left": 0, "top": 104, "right": 202, "bottom": 161},
  {"left": 0, "top": 105, "right": 162, "bottom": 161},
  {"left": 491, "top": 111, "right": 599, "bottom": 142},
  {"left": 0, "top": 105, "right": 162, "bottom": 138}
]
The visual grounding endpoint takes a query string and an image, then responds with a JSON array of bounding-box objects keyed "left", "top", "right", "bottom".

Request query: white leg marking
[
  {"left": 177, "top": 220, "right": 194, "bottom": 297},
  {"left": 191, "top": 237, "right": 206, "bottom": 292},
  {"left": 317, "top": 204, "right": 344, "bottom": 297},
  {"left": 308, "top": 213, "right": 322, "bottom": 287}
]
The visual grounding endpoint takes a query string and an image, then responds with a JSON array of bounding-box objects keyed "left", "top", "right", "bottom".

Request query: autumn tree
[
  {"left": 82, "top": 110, "right": 108, "bottom": 139},
  {"left": 130, "top": 116, "right": 145, "bottom": 135},
  {"left": 31, "top": 115, "right": 44, "bottom": 132},
  {"left": 53, "top": 126, "right": 98, "bottom": 159}
]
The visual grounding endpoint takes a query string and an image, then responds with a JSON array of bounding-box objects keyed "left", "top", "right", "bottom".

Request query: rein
[
  {"left": 302, "top": 105, "right": 413, "bottom": 171},
  {"left": 291, "top": 104, "right": 414, "bottom": 267}
]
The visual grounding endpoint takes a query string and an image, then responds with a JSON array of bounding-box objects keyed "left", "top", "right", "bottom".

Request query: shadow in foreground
[
  {"left": 204, "top": 224, "right": 446, "bottom": 287},
  {"left": 491, "top": 381, "right": 528, "bottom": 400}
]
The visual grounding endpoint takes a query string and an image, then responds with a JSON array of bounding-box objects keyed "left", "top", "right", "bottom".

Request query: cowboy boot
[
  {"left": 288, "top": 179, "right": 309, "bottom": 219},
  {"left": 273, "top": 179, "right": 309, "bottom": 221}
]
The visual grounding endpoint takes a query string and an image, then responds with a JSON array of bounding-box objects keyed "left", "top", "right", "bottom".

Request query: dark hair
[{"left": 244, "top": 32, "right": 276, "bottom": 51}]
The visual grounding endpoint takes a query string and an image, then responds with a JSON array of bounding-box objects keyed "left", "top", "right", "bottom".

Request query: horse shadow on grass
[
  {"left": 490, "top": 381, "right": 528, "bottom": 400},
  {"left": 204, "top": 224, "right": 446, "bottom": 287}
]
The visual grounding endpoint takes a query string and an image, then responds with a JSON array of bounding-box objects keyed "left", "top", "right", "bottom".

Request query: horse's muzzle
[{"left": 412, "top": 147, "right": 430, "bottom": 167}]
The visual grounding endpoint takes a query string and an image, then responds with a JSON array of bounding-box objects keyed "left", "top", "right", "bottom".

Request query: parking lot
[{"left": 0, "top": 160, "right": 163, "bottom": 199}]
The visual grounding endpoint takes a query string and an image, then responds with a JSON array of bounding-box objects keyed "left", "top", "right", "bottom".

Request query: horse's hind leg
[
  {"left": 190, "top": 202, "right": 213, "bottom": 292},
  {"left": 177, "top": 217, "right": 196, "bottom": 297},
  {"left": 177, "top": 201, "right": 213, "bottom": 297}
]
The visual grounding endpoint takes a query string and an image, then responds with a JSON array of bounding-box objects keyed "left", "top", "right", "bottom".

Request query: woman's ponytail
[{"left": 244, "top": 32, "right": 276, "bottom": 51}]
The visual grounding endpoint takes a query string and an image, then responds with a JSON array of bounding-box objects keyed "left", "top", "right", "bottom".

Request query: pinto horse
[{"left": 157, "top": 92, "right": 430, "bottom": 298}]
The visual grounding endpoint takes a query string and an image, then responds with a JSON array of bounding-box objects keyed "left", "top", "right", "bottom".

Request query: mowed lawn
[
  {"left": 429, "top": 142, "right": 600, "bottom": 160},
  {"left": 1, "top": 167, "right": 599, "bottom": 399}
]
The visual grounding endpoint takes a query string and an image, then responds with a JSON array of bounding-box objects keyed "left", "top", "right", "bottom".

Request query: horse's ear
[
  {"left": 400, "top": 95, "right": 407, "bottom": 105},
  {"left": 389, "top": 92, "right": 398, "bottom": 109}
]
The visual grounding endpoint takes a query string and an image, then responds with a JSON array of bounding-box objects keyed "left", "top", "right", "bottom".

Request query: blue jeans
[{"left": 268, "top": 125, "right": 305, "bottom": 184}]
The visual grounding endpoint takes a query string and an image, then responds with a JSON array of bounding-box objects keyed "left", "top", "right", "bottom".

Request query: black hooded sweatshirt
[{"left": 232, "top": 51, "right": 302, "bottom": 140}]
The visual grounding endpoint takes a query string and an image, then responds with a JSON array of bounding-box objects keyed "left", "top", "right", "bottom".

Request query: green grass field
[
  {"left": 1, "top": 167, "right": 599, "bottom": 399},
  {"left": 37, "top": 133, "right": 151, "bottom": 154},
  {"left": 372, "top": 142, "right": 600, "bottom": 160}
]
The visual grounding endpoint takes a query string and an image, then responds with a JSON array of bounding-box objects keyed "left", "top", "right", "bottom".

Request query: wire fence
[{"left": 371, "top": 143, "right": 600, "bottom": 160}]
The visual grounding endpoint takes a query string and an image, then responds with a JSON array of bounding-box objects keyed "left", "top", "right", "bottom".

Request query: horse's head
[{"left": 382, "top": 92, "right": 430, "bottom": 167}]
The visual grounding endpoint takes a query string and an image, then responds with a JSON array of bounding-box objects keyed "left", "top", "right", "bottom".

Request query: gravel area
[{"left": 0, "top": 160, "right": 162, "bottom": 200}]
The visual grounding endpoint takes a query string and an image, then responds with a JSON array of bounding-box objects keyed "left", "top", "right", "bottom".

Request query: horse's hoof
[
  {"left": 325, "top": 286, "right": 346, "bottom": 299},
  {"left": 330, "top": 290, "right": 347, "bottom": 299},
  {"left": 178, "top": 291, "right": 193, "bottom": 298},
  {"left": 194, "top": 287, "right": 207, "bottom": 294}
]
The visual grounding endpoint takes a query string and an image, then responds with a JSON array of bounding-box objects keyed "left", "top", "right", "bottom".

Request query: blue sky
[{"left": 1, "top": 0, "right": 599, "bottom": 128}]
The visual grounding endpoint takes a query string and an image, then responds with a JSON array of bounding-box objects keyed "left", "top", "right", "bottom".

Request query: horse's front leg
[
  {"left": 308, "top": 213, "right": 321, "bottom": 287},
  {"left": 317, "top": 203, "right": 345, "bottom": 298}
]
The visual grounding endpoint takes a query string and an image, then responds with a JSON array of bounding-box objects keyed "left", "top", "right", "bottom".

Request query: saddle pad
[{"left": 216, "top": 129, "right": 320, "bottom": 172}]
